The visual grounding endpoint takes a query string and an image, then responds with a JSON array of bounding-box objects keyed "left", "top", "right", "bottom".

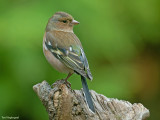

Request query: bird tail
[{"left": 81, "top": 76, "right": 95, "bottom": 112}]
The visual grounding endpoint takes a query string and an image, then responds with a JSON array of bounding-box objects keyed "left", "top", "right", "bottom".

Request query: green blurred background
[{"left": 0, "top": 0, "right": 160, "bottom": 119}]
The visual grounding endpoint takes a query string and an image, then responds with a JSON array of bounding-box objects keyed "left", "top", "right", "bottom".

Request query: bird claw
[{"left": 64, "top": 79, "right": 71, "bottom": 87}]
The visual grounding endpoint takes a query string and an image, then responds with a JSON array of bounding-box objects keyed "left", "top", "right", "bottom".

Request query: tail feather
[{"left": 81, "top": 76, "right": 95, "bottom": 112}]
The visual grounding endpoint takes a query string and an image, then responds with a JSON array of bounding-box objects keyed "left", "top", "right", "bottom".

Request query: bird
[{"left": 43, "top": 11, "right": 95, "bottom": 112}]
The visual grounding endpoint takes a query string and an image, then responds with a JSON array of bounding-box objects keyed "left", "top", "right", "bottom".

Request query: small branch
[{"left": 33, "top": 80, "right": 150, "bottom": 120}]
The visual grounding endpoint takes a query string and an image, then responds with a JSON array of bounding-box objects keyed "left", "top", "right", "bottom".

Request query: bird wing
[{"left": 45, "top": 31, "right": 93, "bottom": 80}]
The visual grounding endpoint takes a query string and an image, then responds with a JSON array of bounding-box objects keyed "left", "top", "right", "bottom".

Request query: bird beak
[{"left": 71, "top": 19, "right": 80, "bottom": 25}]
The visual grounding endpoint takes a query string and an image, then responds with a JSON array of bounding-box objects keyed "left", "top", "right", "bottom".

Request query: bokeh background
[{"left": 0, "top": 0, "right": 160, "bottom": 119}]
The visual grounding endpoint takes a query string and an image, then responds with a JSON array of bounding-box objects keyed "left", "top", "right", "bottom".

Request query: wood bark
[{"left": 33, "top": 80, "right": 150, "bottom": 120}]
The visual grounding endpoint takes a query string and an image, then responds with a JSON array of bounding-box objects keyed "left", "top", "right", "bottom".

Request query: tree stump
[{"left": 33, "top": 80, "right": 150, "bottom": 120}]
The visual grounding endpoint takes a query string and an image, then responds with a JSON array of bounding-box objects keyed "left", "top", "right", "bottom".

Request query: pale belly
[{"left": 43, "top": 48, "right": 73, "bottom": 74}]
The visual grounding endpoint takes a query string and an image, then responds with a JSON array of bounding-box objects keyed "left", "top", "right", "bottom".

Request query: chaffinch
[{"left": 43, "top": 11, "right": 95, "bottom": 112}]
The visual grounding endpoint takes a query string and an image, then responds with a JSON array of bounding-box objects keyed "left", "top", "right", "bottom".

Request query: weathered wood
[{"left": 33, "top": 80, "right": 150, "bottom": 120}]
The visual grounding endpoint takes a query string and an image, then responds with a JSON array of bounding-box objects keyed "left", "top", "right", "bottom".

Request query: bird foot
[{"left": 64, "top": 79, "right": 71, "bottom": 88}]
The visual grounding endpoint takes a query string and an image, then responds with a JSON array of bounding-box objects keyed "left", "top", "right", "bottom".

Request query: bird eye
[{"left": 62, "top": 20, "right": 67, "bottom": 23}]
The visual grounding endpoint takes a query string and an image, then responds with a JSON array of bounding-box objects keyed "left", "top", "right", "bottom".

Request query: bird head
[{"left": 46, "top": 11, "right": 79, "bottom": 32}]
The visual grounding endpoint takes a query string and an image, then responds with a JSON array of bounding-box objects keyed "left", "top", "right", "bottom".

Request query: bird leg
[{"left": 64, "top": 73, "right": 73, "bottom": 87}]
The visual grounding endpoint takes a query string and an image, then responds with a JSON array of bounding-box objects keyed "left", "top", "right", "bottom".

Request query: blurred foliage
[{"left": 0, "top": 0, "right": 160, "bottom": 119}]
